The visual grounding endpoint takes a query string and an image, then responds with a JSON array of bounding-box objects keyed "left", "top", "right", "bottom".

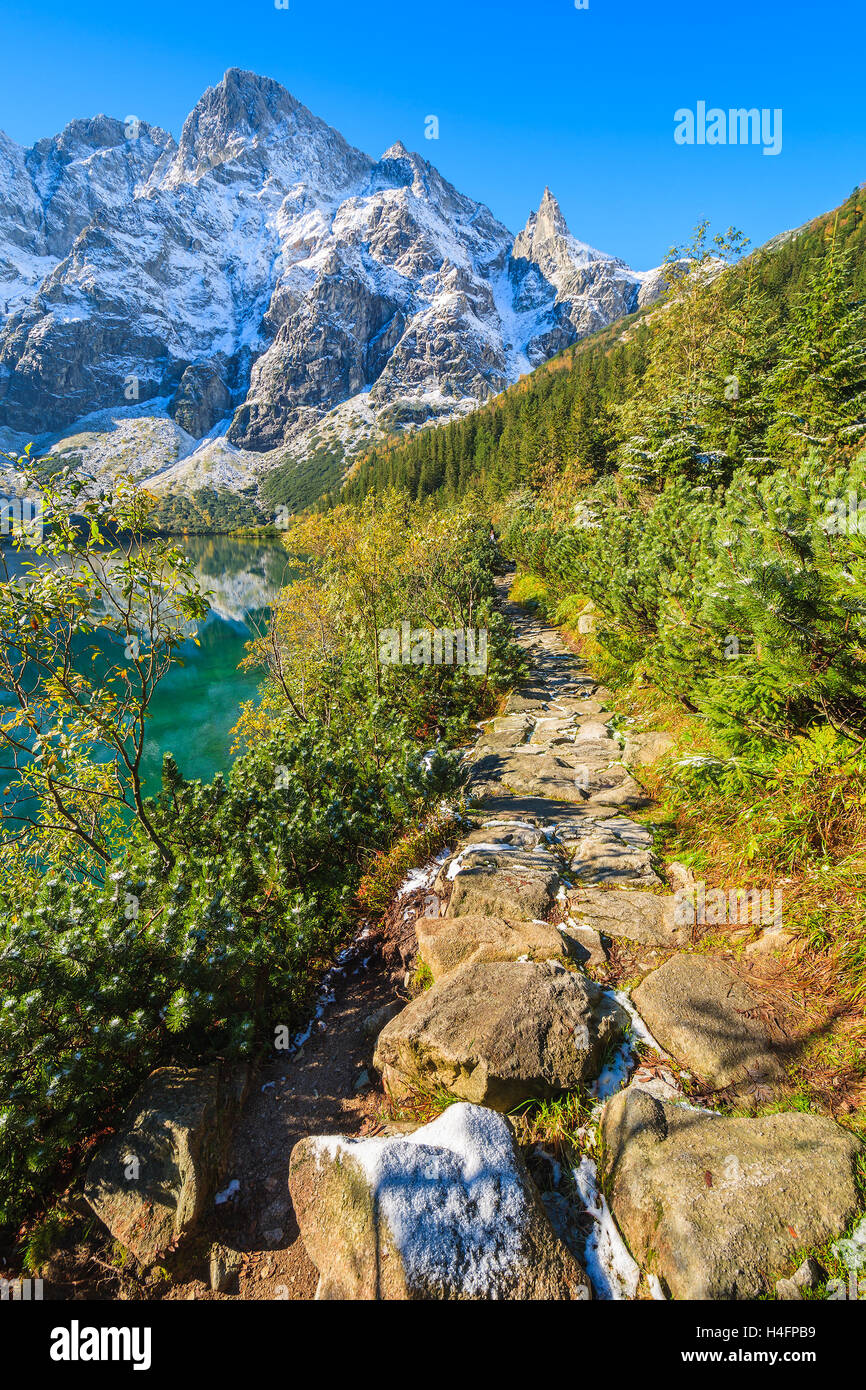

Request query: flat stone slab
[
  {"left": 632, "top": 955, "right": 785, "bottom": 1092},
  {"left": 602, "top": 1087, "right": 864, "bottom": 1299},
  {"left": 562, "top": 736, "right": 625, "bottom": 763},
  {"left": 559, "top": 923, "right": 609, "bottom": 971},
  {"left": 474, "top": 750, "right": 634, "bottom": 805},
  {"left": 417, "top": 913, "right": 571, "bottom": 980},
  {"left": 594, "top": 816, "right": 654, "bottom": 849},
  {"left": 557, "top": 815, "right": 655, "bottom": 851},
  {"left": 565, "top": 887, "right": 688, "bottom": 947},
  {"left": 290, "top": 1103, "right": 592, "bottom": 1300},
  {"left": 504, "top": 691, "right": 551, "bottom": 713},
  {"left": 444, "top": 858, "right": 561, "bottom": 921},
  {"left": 474, "top": 732, "right": 530, "bottom": 754},
  {"left": 490, "top": 715, "right": 533, "bottom": 735},
  {"left": 375, "top": 958, "right": 628, "bottom": 1110},
  {"left": 529, "top": 717, "right": 576, "bottom": 744},
  {"left": 548, "top": 697, "right": 606, "bottom": 717},
  {"left": 622, "top": 731, "right": 676, "bottom": 767},
  {"left": 583, "top": 773, "right": 652, "bottom": 811},
  {"left": 567, "top": 828, "right": 661, "bottom": 887},
  {"left": 442, "top": 842, "right": 562, "bottom": 874},
  {"left": 476, "top": 717, "right": 532, "bottom": 751},
  {"left": 575, "top": 721, "right": 615, "bottom": 743},
  {"left": 472, "top": 795, "right": 599, "bottom": 826},
  {"left": 463, "top": 824, "right": 550, "bottom": 851}
]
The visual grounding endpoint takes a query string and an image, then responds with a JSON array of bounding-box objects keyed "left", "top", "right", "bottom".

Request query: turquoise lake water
[
  {"left": 0, "top": 535, "right": 293, "bottom": 807},
  {"left": 137, "top": 536, "right": 294, "bottom": 791}
]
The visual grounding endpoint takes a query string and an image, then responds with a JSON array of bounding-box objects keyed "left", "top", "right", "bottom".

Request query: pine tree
[{"left": 765, "top": 226, "right": 866, "bottom": 460}]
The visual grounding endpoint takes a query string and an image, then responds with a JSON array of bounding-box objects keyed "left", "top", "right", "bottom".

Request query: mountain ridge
[{"left": 0, "top": 68, "right": 666, "bottom": 506}]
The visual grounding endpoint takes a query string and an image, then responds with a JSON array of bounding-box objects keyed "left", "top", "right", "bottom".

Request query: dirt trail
[{"left": 164, "top": 936, "right": 409, "bottom": 1300}]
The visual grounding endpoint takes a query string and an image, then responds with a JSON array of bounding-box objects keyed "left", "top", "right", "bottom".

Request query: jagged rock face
[
  {"left": 0, "top": 71, "right": 371, "bottom": 434},
  {"left": 0, "top": 117, "right": 173, "bottom": 323},
  {"left": 224, "top": 142, "right": 515, "bottom": 450},
  {"left": 0, "top": 70, "right": 665, "bottom": 482},
  {"left": 170, "top": 359, "right": 234, "bottom": 438},
  {"left": 510, "top": 187, "right": 654, "bottom": 344}
]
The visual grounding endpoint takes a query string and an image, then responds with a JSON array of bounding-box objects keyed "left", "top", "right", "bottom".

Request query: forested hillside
[{"left": 339, "top": 186, "right": 865, "bottom": 506}]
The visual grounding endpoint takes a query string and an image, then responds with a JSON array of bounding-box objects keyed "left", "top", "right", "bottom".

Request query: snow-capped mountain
[
  {"left": 0, "top": 70, "right": 665, "bottom": 502},
  {"left": 0, "top": 115, "right": 174, "bottom": 321},
  {"left": 512, "top": 187, "right": 666, "bottom": 337}
]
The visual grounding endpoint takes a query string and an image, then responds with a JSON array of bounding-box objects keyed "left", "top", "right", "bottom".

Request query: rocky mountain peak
[
  {"left": 0, "top": 71, "right": 667, "bottom": 493},
  {"left": 513, "top": 188, "right": 616, "bottom": 274},
  {"left": 163, "top": 69, "right": 370, "bottom": 194},
  {"left": 165, "top": 68, "right": 297, "bottom": 183},
  {"left": 381, "top": 140, "right": 410, "bottom": 161},
  {"left": 535, "top": 186, "right": 570, "bottom": 237},
  {"left": 509, "top": 188, "right": 659, "bottom": 352}
]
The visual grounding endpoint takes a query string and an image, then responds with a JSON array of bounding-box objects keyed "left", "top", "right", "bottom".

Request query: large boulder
[
  {"left": 84, "top": 1064, "right": 248, "bottom": 1266},
  {"left": 416, "top": 912, "right": 571, "bottom": 981},
  {"left": 632, "top": 955, "right": 784, "bottom": 1092},
  {"left": 602, "top": 1087, "right": 863, "bottom": 1299},
  {"left": 289, "top": 1102, "right": 592, "bottom": 1300},
  {"left": 374, "top": 958, "right": 628, "bottom": 1110}
]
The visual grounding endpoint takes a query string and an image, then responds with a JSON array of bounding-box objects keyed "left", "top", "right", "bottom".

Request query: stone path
[
  {"left": 286, "top": 573, "right": 863, "bottom": 1300},
  {"left": 129, "top": 572, "right": 859, "bottom": 1304}
]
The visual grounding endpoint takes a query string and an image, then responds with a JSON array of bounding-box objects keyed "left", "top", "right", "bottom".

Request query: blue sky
[{"left": 1, "top": 0, "right": 862, "bottom": 268}]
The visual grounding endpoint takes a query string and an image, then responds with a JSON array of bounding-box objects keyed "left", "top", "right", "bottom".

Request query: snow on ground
[
  {"left": 444, "top": 841, "right": 538, "bottom": 880},
  {"left": 396, "top": 846, "right": 452, "bottom": 899},
  {"left": 573, "top": 1154, "right": 641, "bottom": 1300},
  {"left": 287, "top": 927, "right": 374, "bottom": 1055}
]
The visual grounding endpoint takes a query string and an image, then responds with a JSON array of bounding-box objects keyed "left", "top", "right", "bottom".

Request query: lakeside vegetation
[{"left": 0, "top": 474, "right": 522, "bottom": 1235}]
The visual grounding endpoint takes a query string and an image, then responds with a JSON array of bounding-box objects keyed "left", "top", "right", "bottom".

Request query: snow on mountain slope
[
  {"left": 0, "top": 116, "right": 173, "bottom": 320},
  {"left": 0, "top": 70, "right": 666, "bottom": 501},
  {"left": 511, "top": 187, "right": 652, "bottom": 339}
]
